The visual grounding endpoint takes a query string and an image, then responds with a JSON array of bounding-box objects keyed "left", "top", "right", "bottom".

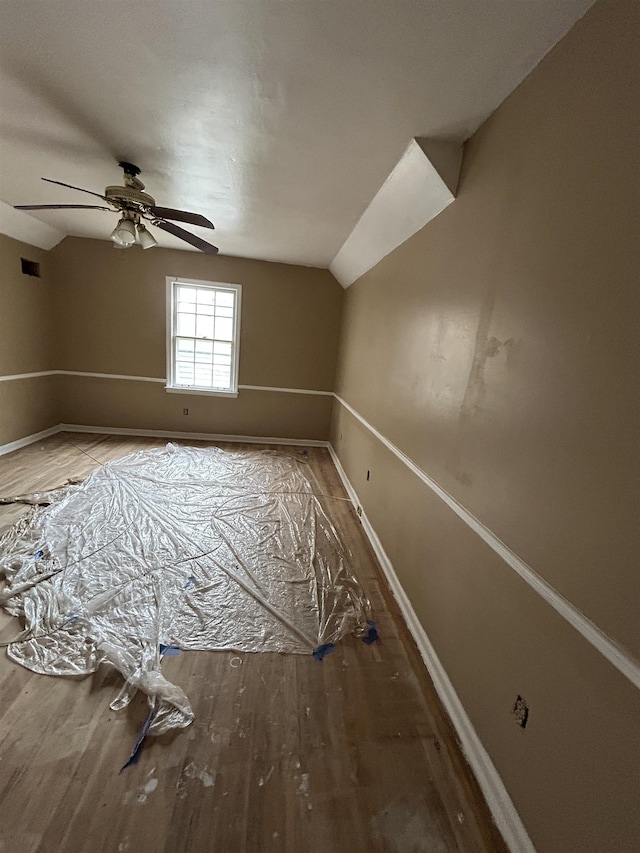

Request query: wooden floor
[{"left": 0, "top": 433, "right": 506, "bottom": 853}]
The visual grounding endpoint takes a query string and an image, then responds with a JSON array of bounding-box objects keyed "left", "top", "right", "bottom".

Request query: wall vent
[{"left": 21, "top": 258, "right": 41, "bottom": 278}]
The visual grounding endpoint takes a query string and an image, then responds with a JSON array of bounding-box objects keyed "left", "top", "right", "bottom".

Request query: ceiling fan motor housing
[{"left": 104, "top": 185, "right": 156, "bottom": 208}]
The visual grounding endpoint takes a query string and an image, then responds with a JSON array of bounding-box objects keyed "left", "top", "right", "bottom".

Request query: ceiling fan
[{"left": 14, "top": 161, "right": 219, "bottom": 254}]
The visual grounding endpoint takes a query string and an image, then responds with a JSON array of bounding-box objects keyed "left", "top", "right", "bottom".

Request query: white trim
[
  {"left": 239, "top": 384, "right": 333, "bottom": 396},
  {"left": 0, "top": 370, "right": 56, "bottom": 383},
  {"left": 56, "top": 370, "right": 165, "bottom": 383},
  {"left": 0, "top": 425, "right": 60, "bottom": 457},
  {"left": 165, "top": 386, "right": 238, "bottom": 398},
  {"left": 333, "top": 395, "right": 640, "bottom": 691},
  {"left": 0, "top": 424, "right": 328, "bottom": 457},
  {"left": 0, "top": 371, "right": 330, "bottom": 396},
  {"left": 327, "top": 443, "right": 535, "bottom": 853},
  {"left": 0, "top": 370, "right": 165, "bottom": 384},
  {"left": 59, "top": 424, "right": 328, "bottom": 448}
]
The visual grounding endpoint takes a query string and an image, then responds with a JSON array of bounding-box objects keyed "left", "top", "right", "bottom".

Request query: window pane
[
  {"left": 175, "top": 362, "right": 194, "bottom": 385},
  {"left": 215, "top": 305, "right": 233, "bottom": 319},
  {"left": 177, "top": 291, "right": 197, "bottom": 314},
  {"left": 196, "top": 315, "right": 214, "bottom": 339},
  {"left": 214, "top": 316, "right": 233, "bottom": 341},
  {"left": 177, "top": 286, "right": 197, "bottom": 304},
  {"left": 194, "top": 364, "right": 213, "bottom": 386},
  {"left": 195, "top": 340, "right": 213, "bottom": 363},
  {"left": 176, "top": 339, "right": 195, "bottom": 359},
  {"left": 212, "top": 367, "right": 231, "bottom": 388},
  {"left": 171, "top": 282, "right": 239, "bottom": 391},
  {"left": 197, "top": 288, "right": 215, "bottom": 306},
  {"left": 177, "top": 313, "right": 196, "bottom": 337}
]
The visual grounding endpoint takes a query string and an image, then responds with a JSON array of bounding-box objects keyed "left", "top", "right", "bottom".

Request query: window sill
[{"left": 165, "top": 385, "right": 239, "bottom": 399}]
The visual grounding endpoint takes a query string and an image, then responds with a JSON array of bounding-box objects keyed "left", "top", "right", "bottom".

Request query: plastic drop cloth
[{"left": 0, "top": 444, "right": 370, "bottom": 735}]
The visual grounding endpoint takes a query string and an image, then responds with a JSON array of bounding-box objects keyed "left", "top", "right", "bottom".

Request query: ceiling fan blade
[
  {"left": 153, "top": 220, "right": 219, "bottom": 254},
  {"left": 149, "top": 206, "right": 215, "bottom": 229},
  {"left": 41, "top": 177, "right": 109, "bottom": 201},
  {"left": 15, "top": 204, "right": 111, "bottom": 211}
]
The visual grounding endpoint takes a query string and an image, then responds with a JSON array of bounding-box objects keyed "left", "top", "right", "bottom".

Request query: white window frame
[{"left": 165, "top": 276, "right": 242, "bottom": 397}]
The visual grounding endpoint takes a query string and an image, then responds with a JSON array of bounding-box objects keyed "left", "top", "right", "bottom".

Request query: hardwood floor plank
[{"left": 0, "top": 433, "right": 506, "bottom": 853}]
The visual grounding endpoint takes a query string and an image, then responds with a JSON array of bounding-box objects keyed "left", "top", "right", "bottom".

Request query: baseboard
[
  {"left": 327, "top": 443, "right": 536, "bottom": 853},
  {"left": 59, "top": 423, "right": 329, "bottom": 448},
  {"left": 0, "top": 425, "right": 61, "bottom": 457},
  {"left": 0, "top": 423, "right": 329, "bottom": 457}
]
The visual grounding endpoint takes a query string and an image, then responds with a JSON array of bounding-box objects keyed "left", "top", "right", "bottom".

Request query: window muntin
[{"left": 167, "top": 278, "right": 241, "bottom": 395}]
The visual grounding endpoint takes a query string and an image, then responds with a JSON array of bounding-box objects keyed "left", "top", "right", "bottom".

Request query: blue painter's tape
[
  {"left": 362, "top": 620, "right": 379, "bottom": 645},
  {"left": 120, "top": 707, "right": 155, "bottom": 772},
  {"left": 159, "top": 644, "right": 181, "bottom": 657},
  {"left": 312, "top": 643, "right": 335, "bottom": 662}
]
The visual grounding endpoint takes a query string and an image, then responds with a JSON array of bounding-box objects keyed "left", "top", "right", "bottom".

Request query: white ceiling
[{"left": 0, "top": 0, "right": 594, "bottom": 267}]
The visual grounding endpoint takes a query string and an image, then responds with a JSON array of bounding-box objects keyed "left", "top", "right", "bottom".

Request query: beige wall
[
  {"left": 57, "top": 375, "right": 332, "bottom": 442},
  {"left": 0, "top": 233, "right": 57, "bottom": 444},
  {"left": 47, "top": 237, "right": 342, "bottom": 441},
  {"left": 1, "top": 232, "right": 341, "bottom": 446},
  {"left": 332, "top": 0, "right": 640, "bottom": 850}
]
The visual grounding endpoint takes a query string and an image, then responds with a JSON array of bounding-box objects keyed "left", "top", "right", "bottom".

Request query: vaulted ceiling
[{"left": 0, "top": 0, "right": 594, "bottom": 266}]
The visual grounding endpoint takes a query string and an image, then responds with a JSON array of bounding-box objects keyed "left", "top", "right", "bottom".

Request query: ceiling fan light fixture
[
  {"left": 137, "top": 223, "right": 158, "bottom": 249},
  {"left": 17, "top": 165, "right": 218, "bottom": 254},
  {"left": 111, "top": 217, "right": 137, "bottom": 246}
]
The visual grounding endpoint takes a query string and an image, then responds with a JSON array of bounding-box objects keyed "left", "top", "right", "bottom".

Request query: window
[{"left": 166, "top": 277, "right": 242, "bottom": 396}]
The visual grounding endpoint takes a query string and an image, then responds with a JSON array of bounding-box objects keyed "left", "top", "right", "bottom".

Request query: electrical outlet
[
  {"left": 183, "top": 408, "right": 189, "bottom": 415},
  {"left": 512, "top": 695, "right": 529, "bottom": 728}
]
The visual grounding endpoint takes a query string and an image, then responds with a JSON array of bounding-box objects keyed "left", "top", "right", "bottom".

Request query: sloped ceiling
[{"left": 0, "top": 0, "right": 595, "bottom": 266}]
